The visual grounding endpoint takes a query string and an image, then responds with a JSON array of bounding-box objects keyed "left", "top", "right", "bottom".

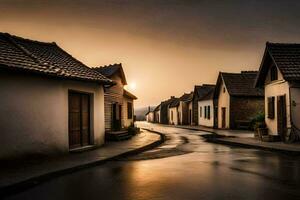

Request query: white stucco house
[
  {"left": 197, "top": 85, "right": 216, "bottom": 127},
  {"left": 255, "top": 42, "right": 300, "bottom": 142},
  {"left": 153, "top": 104, "right": 161, "bottom": 123},
  {"left": 145, "top": 107, "right": 155, "bottom": 122},
  {"left": 214, "top": 71, "right": 264, "bottom": 129},
  {"left": 95, "top": 64, "right": 137, "bottom": 133},
  {"left": 176, "top": 93, "right": 193, "bottom": 125},
  {"left": 168, "top": 98, "right": 180, "bottom": 125},
  {"left": 0, "top": 33, "right": 112, "bottom": 159}
]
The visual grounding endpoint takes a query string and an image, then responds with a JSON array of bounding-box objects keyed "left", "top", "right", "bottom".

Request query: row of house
[
  {"left": 146, "top": 72, "right": 264, "bottom": 128},
  {"left": 146, "top": 42, "right": 300, "bottom": 142},
  {"left": 0, "top": 33, "right": 137, "bottom": 159}
]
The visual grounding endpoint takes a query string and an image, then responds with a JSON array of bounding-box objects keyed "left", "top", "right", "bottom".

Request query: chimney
[
  {"left": 171, "top": 96, "right": 175, "bottom": 99},
  {"left": 148, "top": 106, "right": 150, "bottom": 112}
]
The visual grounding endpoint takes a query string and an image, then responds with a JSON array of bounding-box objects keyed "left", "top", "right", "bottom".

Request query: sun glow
[{"left": 125, "top": 82, "right": 137, "bottom": 91}]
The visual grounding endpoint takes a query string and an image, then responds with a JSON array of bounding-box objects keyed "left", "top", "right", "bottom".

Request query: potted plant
[{"left": 251, "top": 112, "right": 267, "bottom": 139}]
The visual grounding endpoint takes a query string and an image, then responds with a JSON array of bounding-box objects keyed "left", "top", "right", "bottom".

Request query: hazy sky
[{"left": 1, "top": 0, "right": 300, "bottom": 107}]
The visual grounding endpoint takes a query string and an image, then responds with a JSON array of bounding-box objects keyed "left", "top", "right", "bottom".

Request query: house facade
[
  {"left": 160, "top": 97, "right": 177, "bottom": 124},
  {"left": 198, "top": 85, "right": 215, "bottom": 127},
  {"left": 0, "top": 33, "right": 112, "bottom": 159},
  {"left": 95, "top": 64, "right": 137, "bottom": 132},
  {"left": 153, "top": 104, "right": 161, "bottom": 123},
  {"left": 145, "top": 107, "right": 154, "bottom": 122},
  {"left": 255, "top": 42, "right": 300, "bottom": 141},
  {"left": 176, "top": 93, "right": 193, "bottom": 125},
  {"left": 215, "top": 71, "right": 264, "bottom": 129},
  {"left": 168, "top": 98, "right": 180, "bottom": 125}
]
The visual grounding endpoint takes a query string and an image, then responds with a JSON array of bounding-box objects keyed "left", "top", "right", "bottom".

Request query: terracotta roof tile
[
  {"left": 221, "top": 71, "right": 264, "bottom": 97},
  {"left": 0, "top": 33, "right": 112, "bottom": 84}
]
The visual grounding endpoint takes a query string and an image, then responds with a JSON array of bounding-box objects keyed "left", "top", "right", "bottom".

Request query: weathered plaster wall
[
  {"left": 264, "top": 68, "right": 291, "bottom": 135},
  {"left": 104, "top": 74, "right": 124, "bottom": 131},
  {"left": 146, "top": 112, "right": 154, "bottom": 122},
  {"left": 198, "top": 99, "right": 214, "bottom": 127},
  {"left": 123, "top": 96, "right": 134, "bottom": 127},
  {"left": 0, "top": 70, "right": 105, "bottom": 159},
  {"left": 188, "top": 101, "right": 193, "bottom": 125},
  {"left": 217, "top": 80, "right": 230, "bottom": 128},
  {"left": 169, "top": 107, "right": 178, "bottom": 125}
]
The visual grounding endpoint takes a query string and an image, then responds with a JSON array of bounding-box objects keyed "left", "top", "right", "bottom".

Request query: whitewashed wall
[
  {"left": 264, "top": 67, "right": 291, "bottom": 135},
  {"left": 0, "top": 70, "right": 105, "bottom": 159},
  {"left": 198, "top": 100, "right": 214, "bottom": 127},
  {"left": 188, "top": 101, "right": 193, "bottom": 125},
  {"left": 123, "top": 96, "right": 134, "bottom": 127},
  {"left": 217, "top": 80, "right": 230, "bottom": 128},
  {"left": 169, "top": 107, "right": 178, "bottom": 125},
  {"left": 146, "top": 112, "right": 154, "bottom": 122}
]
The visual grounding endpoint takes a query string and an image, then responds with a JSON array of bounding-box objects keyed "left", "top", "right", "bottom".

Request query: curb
[
  {"left": 0, "top": 130, "right": 166, "bottom": 197},
  {"left": 206, "top": 138, "right": 300, "bottom": 156},
  {"left": 147, "top": 123, "right": 300, "bottom": 156}
]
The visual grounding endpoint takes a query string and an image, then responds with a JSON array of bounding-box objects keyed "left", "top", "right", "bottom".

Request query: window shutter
[
  {"left": 127, "top": 102, "right": 133, "bottom": 119},
  {"left": 268, "top": 97, "right": 275, "bottom": 119},
  {"left": 208, "top": 106, "right": 211, "bottom": 120}
]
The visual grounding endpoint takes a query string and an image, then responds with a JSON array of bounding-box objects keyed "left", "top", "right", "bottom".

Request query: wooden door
[
  {"left": 112, "top": 103, "right": 122, "bottom": 131},
  {"left": 221, "top": 107, "right": 226, "bottom": 128},
  {"left": 69, "top": 92, "right": 90, "bottom": 149},
  {"left": 277, "top": 95, "right": 287, "bottom": 141}
]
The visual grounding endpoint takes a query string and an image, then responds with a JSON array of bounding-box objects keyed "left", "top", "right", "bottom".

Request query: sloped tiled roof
[
  {"left": 0, "top": 33, "right": 112, "bottom": 84},
  {"left": 169, "top": 98, "right": 180, "bottom": 108},
  {"left": 194, "top": 84, "right": 215, "bottom": 100},
  {"left": 154, "top": 104, "right": 161, "bottom": 111},
  {"left": 218, "top": 71, "right": 264, "bottom": 97},
  {"left": 179, "top": 92, "right": 193, "bottom": 102},
  {"left": 255, "top": 42, "right": 300, "bottom": 86},
  {"left": 123, "top": 89, "right": 137, "bottom": 100},
  {"left": 94, "top": 63, "right": 127, "bottom": 85}
]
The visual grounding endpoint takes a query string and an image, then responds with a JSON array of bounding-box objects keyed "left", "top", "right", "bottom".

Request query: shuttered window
[
  {"left": 267, "top": 97, "right": 275, "bottom": 119},
  {"left": 127, "top": 102, "right": 133, "bottom": 119},
  {"left": 204, "top": 106, "right": 207, "bottom": 119},
  {"left": 200, "top": 107, "right": 202, "bottom": 117},
  {"left": 207, "top": 106, "right": 211, "bottom": 120}
]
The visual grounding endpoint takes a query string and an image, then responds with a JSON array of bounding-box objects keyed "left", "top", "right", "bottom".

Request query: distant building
[
  {"left": 168, "top": 97, "right": 180, "bottom": 125},
  {"left": 255, "top": 42, "right": 300, "bottom": 141},
  {"left": 214, "top": 71, "right": 264, "bottom": 129},
  {"left": 153, "top": 104, "right": 161, "bottom": 123},
  {"left": 95, "top": 64, "right": 137, "bottom": 132},
  {"left": 197, "top": 85, "right": 216, "bottom": 127},
  {"left": 0, "top": 33, "right": 112, "bottom": 159},
  {"left": 145, "top": 106, "right": 155, "bottom": 122},
  {"left": 160, "top": 97, "right": 177, "bottom": 124},
  {"left": 172, "top": 92, "right": 194, "bottom": 125}
]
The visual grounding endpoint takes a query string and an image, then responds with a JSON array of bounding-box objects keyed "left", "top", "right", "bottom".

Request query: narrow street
[{"left": 5, "top": 122, "right": 300, "bottom": 200}]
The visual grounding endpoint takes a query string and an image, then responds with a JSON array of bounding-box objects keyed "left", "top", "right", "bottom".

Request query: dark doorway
[
  {"left": 69, "top": 92, "right": 90, "bottom": 149},
  {"left": 214, "top": 107, "right": 218, "bottom": 128},
  {"left": 112, "top": 103, "right": 122, "bottom": 131},
  {"left": 277, "top": 95, "right": 287, "bottom": 141},
  {"left": 221, "top": 107, "right": 226, "bottom": 128},
  {"left": 189, "top": 109, "right": 192, "bottom": 125}
]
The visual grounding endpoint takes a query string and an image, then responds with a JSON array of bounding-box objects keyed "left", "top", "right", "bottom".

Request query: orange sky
[{"left": 1, "top": 0, "right": 300, "bottom": 108}]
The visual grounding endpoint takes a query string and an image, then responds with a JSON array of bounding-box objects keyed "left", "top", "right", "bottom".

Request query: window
[
  {"left": 200, "top": 106, "right": 202, "bottom": 117},
  {"left": 270, "top": 65, "right": 278, "bottom": 81},
  {"left": 223, "top": 87, "right": 226, "bottom": 93},
  {"left": 204, "top": 106, "right": 207, "bottom": 119},
  {"left": 267, "top": 97, "right": 275, "bottom": 119},
  {"left": 207, "top": 106, "right": 211, "bottom": 119},
  {"left": 127, "top": 102, "right": 133, "bottom": 119}
]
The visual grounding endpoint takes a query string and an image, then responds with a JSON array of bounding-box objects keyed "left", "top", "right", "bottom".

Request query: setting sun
[{"left": 127, "top": 82, "right": 137, "bottom": 91}]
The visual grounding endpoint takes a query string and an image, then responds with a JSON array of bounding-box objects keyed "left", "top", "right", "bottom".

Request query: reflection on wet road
[{"left": 5, "top": 122, "right": 300, "bottom": 200}]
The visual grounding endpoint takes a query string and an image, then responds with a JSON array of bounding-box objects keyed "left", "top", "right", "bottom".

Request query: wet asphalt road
[{"left": 4, "top": 122, "right": 300, "bottom": 200}]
